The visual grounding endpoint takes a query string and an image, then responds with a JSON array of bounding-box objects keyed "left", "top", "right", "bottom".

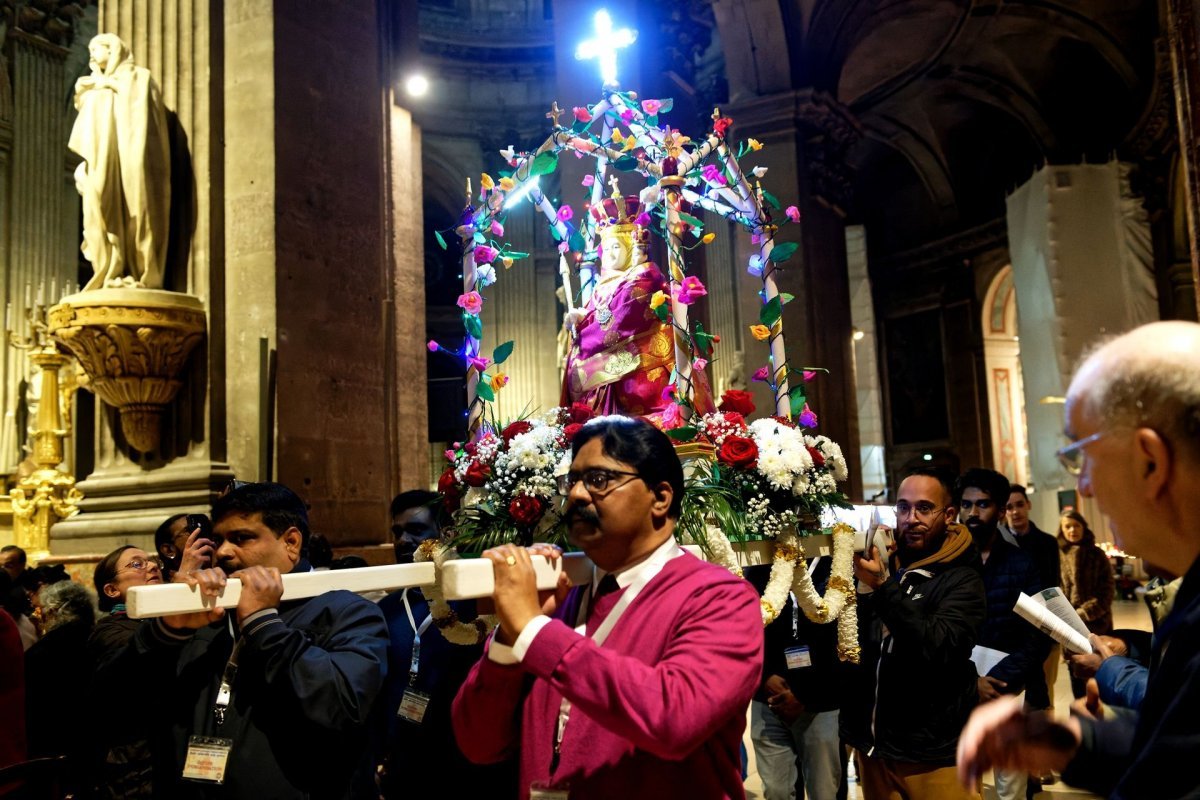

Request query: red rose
[
  {"left": 719, "top": 390, "right": 756, "bottom": 416},
  {"left": 463, "top": 460, "right": 490, "bottom": 487},
  {"left": 568, "top": 402, "right": 596, "bottom": 424},
  {"left": 508, "top": 494, "right": 544, "bottom": 527},
  {"left": 437, "top": 466, "right": 461, "bottom": 509},
  {"left": 806, "top": 445, "right": 826, "bottom": 468},
  {"left": 717, "top": 435, "right": 759, "bottom": 469},
  {"left": 501, "top": 420, "right": 534, "bottom": 442},
  {"left": 713, "top": 116, "right": 733, "bottom": 137},
  {"left": 563, "top": 422, "right": 584, "bottom": 443}
]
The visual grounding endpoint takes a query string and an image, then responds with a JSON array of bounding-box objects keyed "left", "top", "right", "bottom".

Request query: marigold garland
[{"left": 415, "top": 539, "right": 499, "bottom": 646}]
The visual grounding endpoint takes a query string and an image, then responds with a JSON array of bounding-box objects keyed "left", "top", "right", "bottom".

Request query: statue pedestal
[
  {"left": 49, "top": 458, "right": 234, "bottom": 556},
  {"left": 48, "top": 289, "right": 206, "bottom": 455}
]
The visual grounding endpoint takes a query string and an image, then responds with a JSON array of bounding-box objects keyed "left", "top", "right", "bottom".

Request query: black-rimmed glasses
[{"left": 557, "top": 468, "right": 642, "bottom": 497}]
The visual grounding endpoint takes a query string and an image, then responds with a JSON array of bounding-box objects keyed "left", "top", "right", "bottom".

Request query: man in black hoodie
[{"left": 842, "top": 466, "right": 986, "bottom": 800}]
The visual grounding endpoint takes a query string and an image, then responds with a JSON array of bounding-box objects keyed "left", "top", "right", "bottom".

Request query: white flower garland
[
  {"left": 706, "top": 522, "right": 860, "bottom": 664},
  {"left": 415, "top": 539, "right": 499, "bottom": 646}
]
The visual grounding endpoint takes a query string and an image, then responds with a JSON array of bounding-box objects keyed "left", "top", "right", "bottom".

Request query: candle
[
  {"left": 49, "top": 278, "right": 57, "bottom": 302},
  {"left": 35, "top": 283, "right": 43, "bottom": 308},
  {"left": 24, "top": 282, "right": 31, "bottom": 309},
  {"left": 4, "top": 302, "right": 10, "bottom": 330}
]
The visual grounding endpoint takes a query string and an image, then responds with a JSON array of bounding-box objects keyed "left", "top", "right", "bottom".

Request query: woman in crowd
[
  {"left": 1059, "top": 510, "right": 1115, "bottom": 697},
  {"left": 86, "top": 545, "right": 164, "bottom": 799}
]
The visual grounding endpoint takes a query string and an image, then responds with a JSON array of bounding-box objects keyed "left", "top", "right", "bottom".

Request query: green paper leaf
[
  {"left": 761, "top": 190, "right": 782, "bottom": 210},
  {"left": 613, "top": 155, "right": 639, "bottom": 172},
  {"left": 653, "top": 303, "right": 670, "bottom": 324},
  {"left": 789, "top": 386, "right": 807, "bottom": 418},
  {"left": 550, "top": 225, "right": 563, "bottom": 242},
  {"left": 677, "top": 212, "right": 705, "bottom": 232},
  {"left": 659, "top": 98, "right": 674, "bottom": 113},
  {"left": 779, "top": 292, "right": 795, "bottom": 305},
  {"left": 693, "top": 322, "right": 716, "bottom": 354},
  {"left": 569, "top": 231, "right": 586, "bottom": 252},
  {"left": 476, "top": 381, "right": 495, "bottom": 403},
  {"left": 646, "top": 114, "right": 659, "bottom": 127},
  {"left": 473, "top": 231, "right": 486, "bottom": 244},
  {"left": 759, "top": 296, "right": 783, "bottom": 328},
  {"left": 768, "top": 242, "right": 799, "bottom": 263},
  {"left": 504, "top": 251, "right": 530, "bottom": 259},
  {"left": 492, "top": 340, "right": 514, "bottom": 365},
  {"left": 463, "top": 314, "right": 483, "bottom": 340},
  {"left": 434, "top": 230, "right": 448, "bottom": 251},
  {"left": 664, "top": 425, "right": 697, "bottom": 442},
  {"left": 529, "top": 151, "right": 559, "bottom": 177}
]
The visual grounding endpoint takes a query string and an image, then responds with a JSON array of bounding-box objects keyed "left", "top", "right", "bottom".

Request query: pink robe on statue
[{"left": 452, "top": 553, "right": 763, "bottom": 799}]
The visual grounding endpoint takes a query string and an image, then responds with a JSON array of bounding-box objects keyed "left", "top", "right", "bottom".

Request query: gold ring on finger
[{"left": 505, "top": 555, "right": 517, "bottom": 566}]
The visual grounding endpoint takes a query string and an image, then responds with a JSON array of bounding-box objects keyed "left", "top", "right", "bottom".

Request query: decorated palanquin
[
  {"left": 562, "top": 195, "right": 713, "bottom": 424},
  {"left": 427, "top": 67, "right": 862, "bottom": 661}
]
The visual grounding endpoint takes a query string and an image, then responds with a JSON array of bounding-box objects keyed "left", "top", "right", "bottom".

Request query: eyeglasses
[
  {"left": 557, "top": 468, "right": 642, "bottom": 497},
  {"left": 119, "top": 557, "right": 162, "bottom": 574},
  {"left": 1056, "top": 430, "right": 1109, "bottom": 475},
  {"left": 894, "top": 502, "right": 948, "bottom": 520}
]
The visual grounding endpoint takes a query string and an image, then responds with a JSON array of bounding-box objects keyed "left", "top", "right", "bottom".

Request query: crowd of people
[{"left": 0, "top": 320, "right": 1195, "bottom": 800}]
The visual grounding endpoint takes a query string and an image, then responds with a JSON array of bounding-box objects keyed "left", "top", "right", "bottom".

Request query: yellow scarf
[{"left": 900, "top": 522, "right": 973, "bottom": 573}]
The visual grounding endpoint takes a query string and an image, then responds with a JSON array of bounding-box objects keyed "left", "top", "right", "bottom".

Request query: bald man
[{"left": 957, "top": 321, "right": 1200, "bottom": 800}]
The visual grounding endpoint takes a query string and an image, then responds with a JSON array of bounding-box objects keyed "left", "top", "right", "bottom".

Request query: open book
[{"left": 1014, "top": 587, "right": 1094, "bottom": 654}]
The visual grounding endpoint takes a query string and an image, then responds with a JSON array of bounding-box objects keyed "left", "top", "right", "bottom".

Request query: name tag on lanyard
[{"left": 398, "top": 588, "right": 434, "bottom": 724}]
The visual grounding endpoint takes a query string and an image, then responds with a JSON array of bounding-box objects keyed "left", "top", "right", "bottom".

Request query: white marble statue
[{"left": 68, "top": 34, "right": 171, "bottom": 290}]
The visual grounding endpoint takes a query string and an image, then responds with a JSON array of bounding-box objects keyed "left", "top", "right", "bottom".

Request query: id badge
[
  {"left": 397, "top": 688, "right": 431, "bottom": 724},
  {"left": 785, "top": 646, "right": 812, "bottom": 669},
  {"left": 182, "top": 735, "right": 232, "bottom": 784},
  {"left": 530, "top": 782, "right": 570, "bottom": 800}
]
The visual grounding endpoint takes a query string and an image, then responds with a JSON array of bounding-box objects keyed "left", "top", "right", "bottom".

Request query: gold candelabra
[{"left": 5, "top": 295, "right": 81, "bottom": 560}]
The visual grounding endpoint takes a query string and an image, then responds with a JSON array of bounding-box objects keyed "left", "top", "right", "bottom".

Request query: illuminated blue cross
[{"left": 575, "top": 10, "right": 637, "bottom": 87}]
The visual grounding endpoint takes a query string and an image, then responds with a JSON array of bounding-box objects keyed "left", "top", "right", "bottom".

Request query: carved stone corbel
[{"left": 47, "top": 288, "right": 206, "bottom": 454}]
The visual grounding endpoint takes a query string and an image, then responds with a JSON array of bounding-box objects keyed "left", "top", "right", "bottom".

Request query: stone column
[{"left": 728, "top": 89, "right": 863, "bottom": 499}]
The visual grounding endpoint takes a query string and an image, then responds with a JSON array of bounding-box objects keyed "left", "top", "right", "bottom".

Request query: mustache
[{"left": 565, "top": 505, "right": 600, "bottom": 527}]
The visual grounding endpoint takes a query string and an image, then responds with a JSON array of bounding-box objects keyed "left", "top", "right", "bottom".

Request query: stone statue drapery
[{"left": 68, "top": 34, "right": 171, "bottom": 290}]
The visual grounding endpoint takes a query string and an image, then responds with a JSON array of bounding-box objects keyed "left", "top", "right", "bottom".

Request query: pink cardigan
[{"left": 452, "top": 552, "right": 763, "bottom": 799}]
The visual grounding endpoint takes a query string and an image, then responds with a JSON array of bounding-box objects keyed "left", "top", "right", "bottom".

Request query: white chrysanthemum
[
  {"left": 815, "top": 473, "right": 837, "bottom": 493},
  {"left": 807, "top": 434, "right": 848, "bottom": 481},
  {"left": 791, "top": 473, "right": 811, "bottom": 496}
]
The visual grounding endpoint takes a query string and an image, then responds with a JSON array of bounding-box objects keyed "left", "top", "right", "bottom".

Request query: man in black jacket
[
  {"left": 130, "top": 482, "right": 389, "bottom": 799},
  {"left": 843, "top": 467, "right": 986, "bottom": 800},
  {"left": 958, "top": 321, "right": 1200, "bottom": 800},
  {"left": 1005, "top": 483, "right": 1061, "bottom": 718},
  {"left": 957, "top": 468, "right": 1049, "bottom": 800}
]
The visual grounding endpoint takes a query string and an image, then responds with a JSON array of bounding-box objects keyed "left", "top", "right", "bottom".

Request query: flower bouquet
[
  {"left": 439, "top": 404, "right": 596, "bottom": 552},
  {"left": 672, "top": 390, "right": 860, "bottom": 662}
]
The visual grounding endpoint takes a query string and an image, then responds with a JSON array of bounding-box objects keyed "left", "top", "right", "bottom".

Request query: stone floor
[{"left": 742, "top": 598, "right": 1153, "bottom": 799}]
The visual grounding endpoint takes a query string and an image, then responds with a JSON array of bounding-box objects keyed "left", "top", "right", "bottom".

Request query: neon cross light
[{"left": 575, "top": 10, "right": 637, "bottom": 87}]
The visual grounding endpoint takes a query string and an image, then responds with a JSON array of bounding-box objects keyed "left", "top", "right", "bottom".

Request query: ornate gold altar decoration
[
  {"left": 48, "top": 289, "right": 206, "bottom": 454},
  {"left": 6, "top": 307, "right": 83, "bottom": 560}
]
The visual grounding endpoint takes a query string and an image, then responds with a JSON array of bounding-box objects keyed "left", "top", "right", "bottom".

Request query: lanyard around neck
[{"left": 402, "top": 588, "right": 433, "bottom": 685}]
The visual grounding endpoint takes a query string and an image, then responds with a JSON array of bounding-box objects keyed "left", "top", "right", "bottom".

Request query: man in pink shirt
[{"left": 452, "top": 416, "right": 763, "bottom": 799}]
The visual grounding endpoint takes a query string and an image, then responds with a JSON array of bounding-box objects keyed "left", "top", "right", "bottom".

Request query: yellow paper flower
[
  {"left": 701, "top": 233, "right": 716, "bottom": 244},
  {"left": 490, "top": 372, "right": 508, "bottom": 392},
  {"left": 502, "top": 257, "right": 514, "bottom": 269},
  {"left": 499, "top": 177, "right": 515, "bottom": 191},
  {"left": 480, "top": 173, "right": 495, "bottom": 191},
  {"left": 650, "top": 290, "right": 667, "bottom": 309},
  {"left": 747, "top": 138, "right": 763, "bottom": 151},
  {"left": 750, "top": 324, "right": 771, "bottom": 341}
]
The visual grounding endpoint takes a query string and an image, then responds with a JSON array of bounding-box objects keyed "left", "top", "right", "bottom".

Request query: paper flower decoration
[
  {"left": 473, "top": 245, "right": 497, "bottom": 264},
  {"left": 582, "top": 174, "right": 595, "bottom": 187},
  {"left": 490, "top": 219, "right": 504, "bottom": 237},
  {"left": 785, "top": 206, "right": 801, "bottom": 223},
  {"left": 798, "top": 403, "right": 819, "bottom": 428},
  {"left": 674, "top": 276, "right": 707, "bottom": 305},
  {"left": 701, "top": 164, "right": 727, "bottom": 186},
  {"left": 557, "top": 205, "right": 574, "bottom": 222},
  {"left": 476, "top": 264, "right": 497, "bottom": 287},
  {"left": 490, "top": 373, "right": 509, "bottom": 392},
  {"left": 457, "top": 291, "right": 484, "bottom": 315},
  {"left": 747, "top": 255, "right": 764, "bottom": 277},
  {"left": 641, "top": 99, "right": 663, "bottom": 115},
  {"left": 499, "top": 177, "right": 515, "bottom": 191},
  {"left": 752, "top": 166, "right": 768, "bottom": 178},
  {"left": 702, "top": 233, "right": 716, "bottom": 244},
  {"left": 635, "top": 211, "right": 652, "bottom": 226},
  {"left": 427, "top": 340, "right": 440, "bottom": 353},
  {"left": 713, "top": 117, "right": 733, "bottom": 136},
  {"left": 468, "top": 355, "right": 491, "bottom": 372},
  {"left": 650, "top": 290, "right": 668, "bottom": 309},
  {"left": 693, "top": 357, "right": 708, "bottom": 371},
  {"left": 573, "top": 106, "right": 592, "bottom": 122},
  {"left": 750, "top": 324, "right": 771, "bottom": 341},
  {"left": 747, "top": 138, "right": 763, "bottom": 151},
  {"left": 752, "top": 365, "right": 771, "bottom": 382},
  {"left": 480, "top": 173, "right": 495, "bottom": 191}
]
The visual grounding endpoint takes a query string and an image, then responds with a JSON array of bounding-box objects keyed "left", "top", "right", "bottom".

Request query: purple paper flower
[
  {"left": 641, "top": 99, "right": 663, "bottom": 115},
  {"left": 620, "top": 109, "right": 634, "bottom": 124},
  {"left": 427, "top": 340, "right": 440, "bottom": 352},
  {"left": 803, "top": 370, "right": 817, "bottom": 382},
  {"left": 751, "top": 365, "right": 770, "bottom": 383},
  {"left": 557, "top": 205, "right": 574, "bottom": 222},
  {"left": 798, "top": 403, "right": 819, "bottom": 429},
  {"left": 785, "top": 205, "right": 801, "bottom": 223},
  {"left": 582, "top": 174, "right": 595, "bottom": 187},
  {"left": 701, "top": 164, "right": 727, "bottom": 186},
  {"left": 490, "top": 219, "right": 504, "bottom": 237},
  {"left": 467, "top": 355, "right": 491, "bottom": 372},
  {"left": 673, "top": 275, "right": 708, "bottom": 305},
  {"left": 692, "top": 357, "right": 708, "bottom": 371},
  {"left": 635, "top": 212, "right": 652, "bottom": 226},
  {"left": 457, "top": 291, "right": 483, "bottom": 315},
  {"left": 473, "top": 245, "right": 497, "bottom": 265}
]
